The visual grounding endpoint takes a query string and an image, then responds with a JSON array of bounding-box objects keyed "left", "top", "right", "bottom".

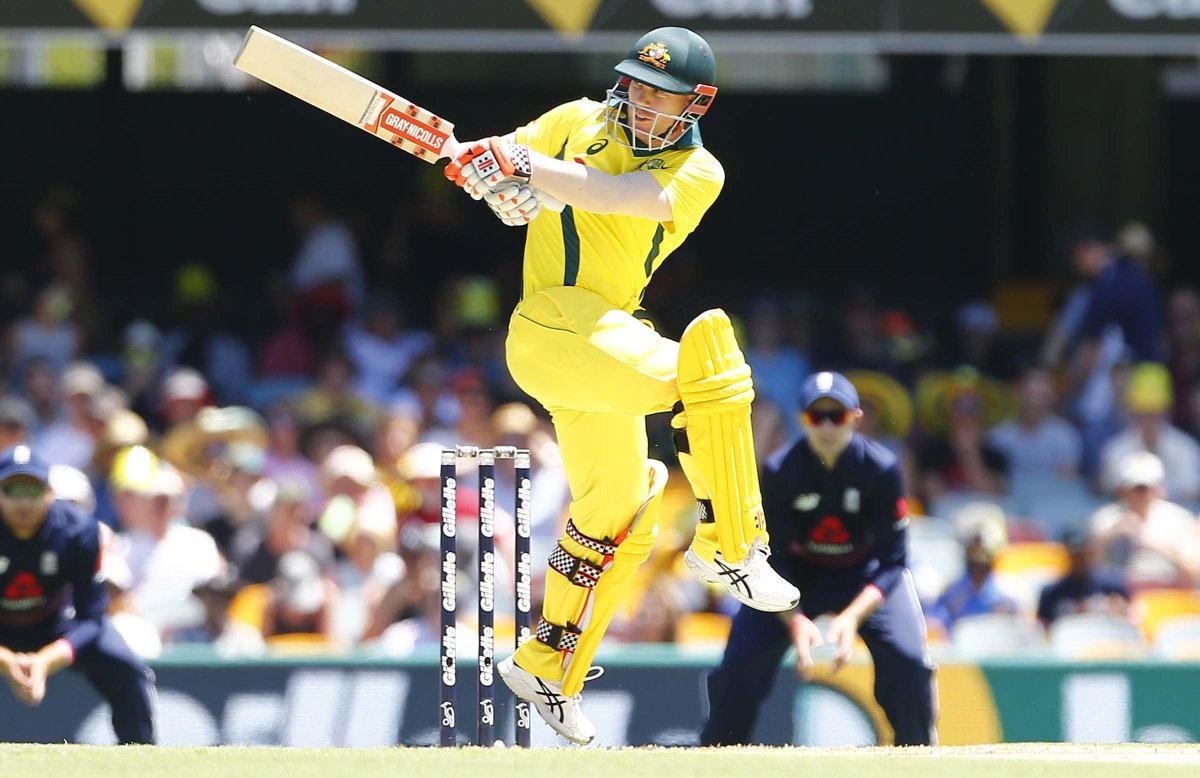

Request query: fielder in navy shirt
[
  {"left": 0, "top": 444, "right": 155, "bottom": 744},
  {"left": 701, "top": 371, "right": 936, "bottom": 746}
]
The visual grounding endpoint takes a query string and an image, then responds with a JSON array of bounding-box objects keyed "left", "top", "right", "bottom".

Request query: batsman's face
[
  {"left": 0, "top": 475, "right": 54, "bottom": 539},
  {"left": 627, "top": 80, "right": 693, "bottom": 140},
  {"left": 801, "top": 399, "right": 860, "bottom": 457}
]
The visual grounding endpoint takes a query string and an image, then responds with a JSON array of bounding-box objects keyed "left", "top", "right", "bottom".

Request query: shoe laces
[{"left": 566, "top": 666, "right": 605, "bottom": 703}]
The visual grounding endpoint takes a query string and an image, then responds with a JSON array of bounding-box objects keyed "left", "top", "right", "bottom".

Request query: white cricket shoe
[
  {"left": 684, "top": 537, "right": 800, "bottom": 612},
  {"left": 497, "top": 655, "right": 597, "bottom": 745}
]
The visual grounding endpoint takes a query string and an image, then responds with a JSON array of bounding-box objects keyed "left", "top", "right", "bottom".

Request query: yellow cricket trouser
[{"left": 505, "top": 286, "right": 677, "bottom": 686}]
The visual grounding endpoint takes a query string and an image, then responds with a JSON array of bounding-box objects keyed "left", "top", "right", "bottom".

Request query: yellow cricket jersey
[{"left": 514, "top": 98, "right": 724, "bottom": 313}]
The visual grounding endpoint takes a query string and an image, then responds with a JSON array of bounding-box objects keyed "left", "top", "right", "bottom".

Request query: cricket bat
[{"left": 233, "top": 26, "right": 562, "bottom": 210}]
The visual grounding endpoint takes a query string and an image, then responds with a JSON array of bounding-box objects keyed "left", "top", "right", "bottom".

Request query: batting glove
[
  {"left": 484, "top": 182, "right": 543, "bottom": 226},
  {"left": 443, "top": 136, "right": 533, "bottom": 200}
]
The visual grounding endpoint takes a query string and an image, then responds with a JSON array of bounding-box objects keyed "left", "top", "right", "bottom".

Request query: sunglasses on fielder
[
  {"left": 804, "top": 409, "right": 850, "bottom": 426},
  {"left": 1, "top": 482, "right": 48, "bottom": 499}
]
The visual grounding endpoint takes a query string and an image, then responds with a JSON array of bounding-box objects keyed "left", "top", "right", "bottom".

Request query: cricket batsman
[{"left": 443, "top": 27, "right": 799, "bottom": 744}]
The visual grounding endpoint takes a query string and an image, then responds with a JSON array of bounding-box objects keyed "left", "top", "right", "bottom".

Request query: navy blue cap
[
  {"left": 800, "top": 371, "right": 860, "bottom": 410},
  {"left": 0, "top": 444, "right": 51, "bottom": 483}
]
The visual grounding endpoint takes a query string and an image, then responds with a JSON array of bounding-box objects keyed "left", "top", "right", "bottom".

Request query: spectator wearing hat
[
  {"left": 261, "top": 550, "right": 338, "bottom": 642},
  {"left": 925, "top": 521, "right": 1018, "bottom": 634},
  {"left": 333, "top": 520, "right": 404, "bottom": 643},
  {"left": 1098, "top": 363, "right": 1200, "bottom": 502},
  {"left": 317, "top": 445, "right": 396, "bottom": 545},
  {"left": 1037, "top": 529, "right": 1131, "bottom": 627},
  {"left": 987, "top": 365, "right": 1083, "bottom": 483},
  {"left": 159, "top": 367, "right": 211, "bottom": 433},
  {"left": 170, "top": 566, "right": 265, "bottom": 657},
  {"left": 914, "top": 377, "right": 1010, "bottom": 509},
  {"left": 88, "top": 409, "right": 150, "bottom": 530},
  {"left": 1090, "top": 451, "right": 1200, "bottom": 591},
  {"left": 35, "top": 361, "right": 106, "bottom": 470},
  {"left": 118, "top": 461, "right": 222, "bottom": 632},
  {"left": 0, "top": 444, "right": 156, "bottom": 743},
  {"left": 0, "top": 394, "right": 35, "bottom": 451}
]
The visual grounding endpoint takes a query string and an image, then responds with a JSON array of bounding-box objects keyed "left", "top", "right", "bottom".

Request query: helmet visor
[{"left": 603, "top": 80, "right": 698, "bottom": 153}]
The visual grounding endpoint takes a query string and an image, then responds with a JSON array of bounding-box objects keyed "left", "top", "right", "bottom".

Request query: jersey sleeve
[
  {"left": 61, "top": 519, "right": 109, "bottom": 659},
  {"left": 864, "top": 463, "right": 909, "bottom": 600},
  {"left": 647, "top": 150, "right": 724, "bottom": 235},
  {"left": 515, "top": 98, "right": 598, "bottom": 158}
]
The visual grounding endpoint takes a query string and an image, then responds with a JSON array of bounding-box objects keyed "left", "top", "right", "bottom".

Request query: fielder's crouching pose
[
  {"left": 443, "top": 27, "right": 799, "bottom": 744},
  {"left": 702, "top": 372, "right": 937, "bottom": 746},
  {"left": 0, "top": 445, "right": 156, "bottom": 744}
]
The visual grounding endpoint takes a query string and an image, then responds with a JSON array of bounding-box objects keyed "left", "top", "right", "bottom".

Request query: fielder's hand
[
  {"left": 484, "top": 181, "right": 543, "bottom": 226},
  {"left": 826, "top": 613, "right": 859, "bottom": 672},
  {"left": 444, "top": 136, "right": 533, "bottom": 200},
  {"left": 789, "top": 614, "right": 824, "bottom": 681}
]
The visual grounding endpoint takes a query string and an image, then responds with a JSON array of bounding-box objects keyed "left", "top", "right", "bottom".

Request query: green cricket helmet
[{"left": 604, "top": 27, "right": 718, "bottom": 152}]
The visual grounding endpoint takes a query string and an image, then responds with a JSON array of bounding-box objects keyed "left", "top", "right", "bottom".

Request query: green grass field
[{"left": 2, "top": 744, "right": 1199, "bottom": 778}]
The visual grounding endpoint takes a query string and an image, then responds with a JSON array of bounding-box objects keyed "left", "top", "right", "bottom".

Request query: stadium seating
[
  {"left": 1134, "top": 588, "right": 1200, "bottom": 642},
  {"left": 906, "top": 517, "right": 964, "bottom": 605},
  {"left": 1049, "top": 614, "right": 1146, "bottom": 660},
  {"left": 675, "top": 612, "right": 733, "bottom": 645},
  {"left": 950, "top": 613, "right": 1047, "bottom": 659},
  {"left": 1151, "top": 616, "right": 1200, "bottom": 660},
  {"left": 992, "top": 541, "right": 1070, "bottom": 615}
]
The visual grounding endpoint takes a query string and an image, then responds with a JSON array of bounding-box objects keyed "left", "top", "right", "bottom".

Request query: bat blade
[{"left": 234, "top": 26, "right": 456, "bottom": 162}]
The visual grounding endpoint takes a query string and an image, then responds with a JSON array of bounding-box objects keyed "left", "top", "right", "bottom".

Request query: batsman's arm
[
  {"left": 522, "top": 145, "right": 673, "bottom": 221},
  {"left": 452, "top": 132, "right": 673, "bottom": 221}
]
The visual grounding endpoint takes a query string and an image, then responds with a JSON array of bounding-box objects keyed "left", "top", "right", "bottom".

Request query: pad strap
[
  {"left": 565, "top": 518, "right": 619, "bottom": 557},
  {"left": 548, "top": 544, "right": 604, "bottom": 589},
  {"left": 536, "top": 617, "right": 582, "bottom": 652}
]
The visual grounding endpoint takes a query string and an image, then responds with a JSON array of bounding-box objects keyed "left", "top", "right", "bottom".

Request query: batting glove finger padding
[
  {"left": 444, "top": 136, "right": 532, "bottom": 199},
  {"left": 485, "top": 182, "right": 543, "bottom": 226}
]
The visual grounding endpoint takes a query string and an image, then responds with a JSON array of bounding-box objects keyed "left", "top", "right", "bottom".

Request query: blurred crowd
[{"left": 4, "top": 185, "right": 1200, "bottom": 662}]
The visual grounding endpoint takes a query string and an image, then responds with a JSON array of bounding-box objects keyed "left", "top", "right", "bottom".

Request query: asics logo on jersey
[{"left": 586, "top": 139, "right": 609, "bottom": 155}]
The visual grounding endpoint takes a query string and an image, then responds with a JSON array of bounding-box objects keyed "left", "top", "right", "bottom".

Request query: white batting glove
[
  {"left": 443, "top": 136, "right": 532, "bottom": 200},
  {"left": 484, "top": 182, "right": 543, "bottom": 226}
]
